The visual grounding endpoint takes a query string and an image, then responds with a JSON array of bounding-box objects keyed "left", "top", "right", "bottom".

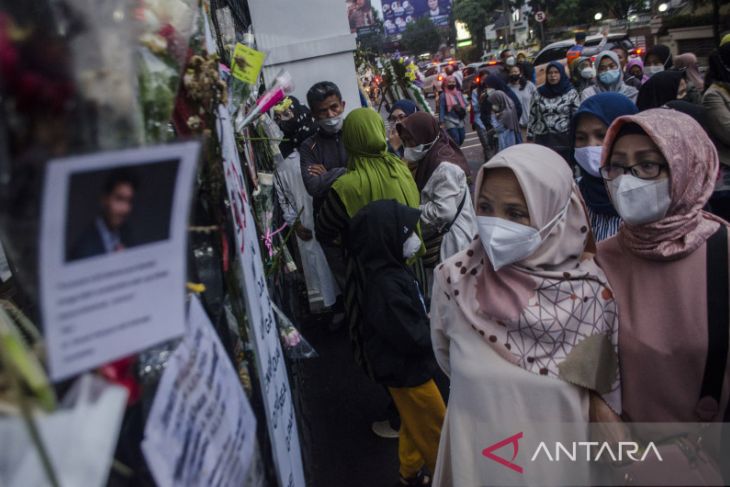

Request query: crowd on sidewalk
[{"left": 272, "top": 34, "right": 730, "bottom": 486}]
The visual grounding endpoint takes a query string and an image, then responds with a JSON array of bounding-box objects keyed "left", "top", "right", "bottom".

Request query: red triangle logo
[{"left": 481, "top": 432, "right": 524, "bottom": 474}]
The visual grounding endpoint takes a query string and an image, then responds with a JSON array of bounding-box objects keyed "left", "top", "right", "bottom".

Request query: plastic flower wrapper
[
  {"left": 60, "top": 0, "right": 144, "bottom": 149},
  {"left": 134, "top": 0, "right": 197, "bottom": 66},
  {"left": 134, "top": 0, "right": 197, "bottom": 143},
  {"left": 0, "top": 7, "right": 77, "bottom": 298},
  {"left": 270, "top": 303, "right": 317, "bottom": 360},
  {"left": 137, "top": 46, "right": 179, "bottom": 142},
  {"left": 252, "top": 171, "right": 275, "bottom": 252},
  {"left": 235, "top": 70, "right": 295, "bottom": 131}
]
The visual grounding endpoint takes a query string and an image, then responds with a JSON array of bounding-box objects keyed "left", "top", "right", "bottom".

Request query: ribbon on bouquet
[{"left": 263, "top": 222, "right": 288, "bottom": 257}]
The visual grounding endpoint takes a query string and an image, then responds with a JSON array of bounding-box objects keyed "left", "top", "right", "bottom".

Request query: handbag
[
  {"left": 421, "top": 192, "right": 467, "bottom": 269},
  {"left": 451, "top": 104, "right": 467, "bottom": 120},
  {"left": 613, "top": 225, "right": 729, "bottom": 486}
]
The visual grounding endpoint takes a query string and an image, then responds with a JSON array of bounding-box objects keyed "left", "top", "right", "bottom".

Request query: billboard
[
  {"left": 380, "top": 0, "right": 452, "bottom": 36},
  {"left": 348, "top": 0, "right": 376, "bottom": 33}
]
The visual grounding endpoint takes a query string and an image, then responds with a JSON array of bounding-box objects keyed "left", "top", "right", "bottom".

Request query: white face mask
[
  {"left": 476, "top": 203, "right": 569, "bottom": 271},
  {"left": 580, "top": 67, "right": 596, "bottom": 79},
  {"left": 574, "top": 146, "right": 603, "bottom": 178},
  {"left": 318, "top": 114, "right": 344, "bottom": 134},
  {"left": 402, "top": 233, "right": 421, "bottom": 259},
  {"left": 486, "top": 88, "right": 496, "bottom": 96},
  {"left": 403, "top": 135, "right": 438, "bottom": 162},
  {"left": 505, "top": 56, "right": 516, "bottom": 67},
  {"left": 645, "top": 65, "right": 665, "bottom": 77},
  {"left": 607, "top": 175, "right": 671, "bottom": 225}
]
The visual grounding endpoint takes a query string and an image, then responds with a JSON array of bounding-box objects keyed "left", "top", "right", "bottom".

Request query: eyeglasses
[{"left": 600, "top": 162, "right": 668, "bottom": 180}]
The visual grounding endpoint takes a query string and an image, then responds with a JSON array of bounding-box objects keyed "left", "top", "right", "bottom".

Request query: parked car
[
  {"left": 462, "top": 61, "right": 503, "bottom": 93},
  {"left": 533, "top": 33, "right": 635, "bottom": 86},
  {"left": 421, "top": 59, "right": 465, "bottom": 97}
]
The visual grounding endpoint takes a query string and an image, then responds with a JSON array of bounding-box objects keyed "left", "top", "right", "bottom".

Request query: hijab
[
  {"left": 443, "top": 75, "right": 465, "bottom": 112},
  {"left": 636, "top": 69, "right": 685, "bottom": 111},
  {"left": 488, "top": 91, "right": 520, "bottom": 134},
  {"left": 332, "top": 108, "right": 421, "bottom": 217},
  {"left": 438, "top": 144, "right": 621, "bottom": 412},
  {"left": 705, "top": 44, "right": 730, "bottom": 88},
  {"left": 538, "top": 61, "right": 574, "bottom": 98},
  {"left": 389, "top": 99, "right": 418, "bottom": 118},
  {"left": 625, "top": 57, "right": 649, "bottom": 85},
  {"left": 601, "top": 109, "right": 724, "bottom": 260},
  {"left": 275, "top": 96, "right": 318, "bottom": 158},
  {"left": 592, "top": 51, "right": 639, "bottom": 100},
  {"left": 571, "top": 56, "right": 594, "bottom": 92},
  {"left": 645, "top": 44, "right": 674, "bottom": 70},
  {"left": 571, "top": 93, "right": 638, "bottom": 216},
  {"left": 349, "top": 199, "right": 421, "bottom": 274},
  {"left": 397, "top": 112, "right": 471, "bottom": 191},
  {"left": 673, "top": 53, "right": 704, "bottom": 92},
  {"left": 483, "top": 74, "right": 523, "bottom": 119}
]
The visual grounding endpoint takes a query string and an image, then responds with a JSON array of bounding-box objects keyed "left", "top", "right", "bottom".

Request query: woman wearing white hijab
[
  {"left": 581, "top": 50, "right": 638, "bottom": 103},
  {"left": 430, "top": 144, "right": 621, "bottom": 486}
]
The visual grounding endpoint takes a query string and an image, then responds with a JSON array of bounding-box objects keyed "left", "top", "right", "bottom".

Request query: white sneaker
[{"left": 371, "top": 420, "right": 399, "bottom": 439}]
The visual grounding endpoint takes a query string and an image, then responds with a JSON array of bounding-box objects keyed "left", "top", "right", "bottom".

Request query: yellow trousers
[{"left": 388, "top": 379, "right": 446, "bottom": 478}]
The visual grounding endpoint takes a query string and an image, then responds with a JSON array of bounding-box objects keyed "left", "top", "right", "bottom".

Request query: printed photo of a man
[{"left": 69, "top": 170, "right": 138, "bottom": 261}]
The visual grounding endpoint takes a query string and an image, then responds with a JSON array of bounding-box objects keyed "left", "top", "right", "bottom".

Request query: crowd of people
[{"left": 271, "top": 34, "right": 730, "bottom": 487}]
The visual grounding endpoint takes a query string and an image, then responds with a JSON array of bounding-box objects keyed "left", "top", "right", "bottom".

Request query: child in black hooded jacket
[{"left": 349, "top": 199, "right": 445, "bottom": 487}]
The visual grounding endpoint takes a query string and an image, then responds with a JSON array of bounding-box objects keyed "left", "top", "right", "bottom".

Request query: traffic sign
[{"left": 534, "top": 11, "right": 546, "bottom": 23}]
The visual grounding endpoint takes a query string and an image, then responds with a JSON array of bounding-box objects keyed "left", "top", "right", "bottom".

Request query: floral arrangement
[
  {"left": 135, "top": 0, "right": 197, "bottom": 143},
  {"left": 380, "top": 57, "right": 433, "bottom": 114}
]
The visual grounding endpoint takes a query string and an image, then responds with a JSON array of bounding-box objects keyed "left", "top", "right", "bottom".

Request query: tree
[
  {"left": 452, "top": 0, "right": 499, "bottom": 53},
  {"left": 400, "top": 17, "right": 442, "bottom": 55}
]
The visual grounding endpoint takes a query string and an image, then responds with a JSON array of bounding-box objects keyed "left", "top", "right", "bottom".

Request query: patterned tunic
[
  {"left": 586, "top": 206, "right": 622, "bottom": 242},
  {"left": 527, "top": 89, "right": 581, "bottom": 139}
]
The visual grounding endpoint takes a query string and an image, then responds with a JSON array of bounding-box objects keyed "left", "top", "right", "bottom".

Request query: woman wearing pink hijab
[
  {"left": 430, "top": 144, "right": 621, "bottom": 486},
  {"left": 438, "top": 75, "right": 467, "bottom": 146},
  {"left": 595, "top": 110, "right": 730, "bottom": 468}
]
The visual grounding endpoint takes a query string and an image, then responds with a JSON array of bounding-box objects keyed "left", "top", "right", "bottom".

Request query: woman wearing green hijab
[
  {"left": 317, "top": 107, "right": 432, "bottom": 485},
  {"left": 316, "top": 105, "right": 424, "bottom": 297},
  {"left": 323, "top": 107, "right": 421, "bottom": 215}
]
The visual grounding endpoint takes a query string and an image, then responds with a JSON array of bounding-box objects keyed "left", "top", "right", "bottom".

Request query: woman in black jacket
[{"left": 349, "top": 199, "right": 445, "bottom": 487}]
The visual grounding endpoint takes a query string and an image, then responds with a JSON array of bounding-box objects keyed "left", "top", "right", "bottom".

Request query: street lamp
[
  {"left": 594, "top": 12, "right": 603, "bottom": 21},
  {"left": 658, "top": 3, "right": 668, "bottom": 12}
]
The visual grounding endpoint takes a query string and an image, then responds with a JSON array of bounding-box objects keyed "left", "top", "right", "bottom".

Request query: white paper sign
[
  {"left": 40, "top": 142, "right": 198, "bottom": 381},
  {"left": 218, "top": 106, "right": 305, "bottom": 487},
  {"left": 142, "top": 295, "right": 257, "bottom": 487},
  {"left": 0, "top": 374, "right": 128, "bottom": 487}
]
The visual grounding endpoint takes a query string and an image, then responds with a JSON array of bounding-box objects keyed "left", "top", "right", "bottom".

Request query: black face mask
[
  {"left": 509, "top": 74, "right": 521, "bottom": 83},
  {"left": 447, "top": 85, "right": 456, "bottom": 90}
]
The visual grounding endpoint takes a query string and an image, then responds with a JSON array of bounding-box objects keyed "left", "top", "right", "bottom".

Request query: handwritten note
[
  {"left": 218, "top": 105, "right": 305, "bottom": 487},
  {"left": 142, "top": 296, "right": 256, "bottom": 487}
]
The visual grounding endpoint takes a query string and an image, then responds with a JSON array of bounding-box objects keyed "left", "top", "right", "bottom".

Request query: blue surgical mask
[{"left": 599, "top": 69, "right": 621, "bottom": 85}]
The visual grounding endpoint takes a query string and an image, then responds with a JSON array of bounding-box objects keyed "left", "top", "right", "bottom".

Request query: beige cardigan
[{"left": 703, "top": 83, "right": 730, "bottom": 167}]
